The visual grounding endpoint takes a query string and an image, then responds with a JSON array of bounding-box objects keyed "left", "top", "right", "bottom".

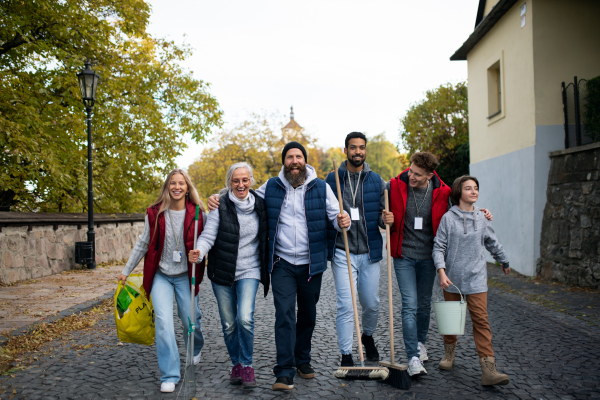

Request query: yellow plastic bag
[{"left": 114, "top": 274, "right": 155, "bottom": 346}]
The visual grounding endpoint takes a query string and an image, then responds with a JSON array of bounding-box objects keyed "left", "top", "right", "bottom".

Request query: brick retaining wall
[
  {"left": 0, "top": 213, "right": 145, "bottom": 284},
  {"left": 537, "top": 143, "right": 600, "bottom": 288}
]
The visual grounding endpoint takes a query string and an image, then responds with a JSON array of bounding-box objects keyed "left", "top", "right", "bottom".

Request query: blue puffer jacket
[
  {"left": 265, "top": 167, "right": 331, "bottom": 279},
  {"left": 326, "top": 164, "right": 383, "bottom": 263}
]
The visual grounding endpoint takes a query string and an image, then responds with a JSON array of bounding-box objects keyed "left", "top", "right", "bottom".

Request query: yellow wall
[
  {"left": 533, "top": 0, "right": 600, "bottom": 126},
  {"left": 467, "top": 1, "right": 536, "bottom": 164},
  {"left": 483, "top": 0, "right": 501, "bottom": 17}
]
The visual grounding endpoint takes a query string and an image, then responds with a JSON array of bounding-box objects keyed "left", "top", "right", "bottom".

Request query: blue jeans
[
  {"left": 271, "top": 257, "right": 322, "bottom": 379},
  {"left": 151, "top": 271, "right": 204, "bottom": 384},
  {"left": 393, "top": 256, "right": 436, "bottom": 360},
  {"left": 211, "top": 279, "right": 259, "bottom": 367},
  {"left": 331, "top": 249, "right": 380, "bottom": 354}
]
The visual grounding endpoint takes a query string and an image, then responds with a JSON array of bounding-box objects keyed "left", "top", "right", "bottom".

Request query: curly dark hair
[
  {"left": 345, "top": 132, "right": 367, "bottom": 148},
  {"left": 410, "top": 152, "right": 439, "bottom": 173},
  {"left": 451, "top": 175, "right": 480, "bottom": 204}
]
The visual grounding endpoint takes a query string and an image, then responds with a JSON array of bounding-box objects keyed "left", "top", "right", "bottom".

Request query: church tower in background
[{"left": 281, "top": 106, "right": 306, "bottom": 142}]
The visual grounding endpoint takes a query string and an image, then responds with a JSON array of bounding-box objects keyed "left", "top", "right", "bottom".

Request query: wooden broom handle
[
  {"left": 385, "top": 190, "right": 394, "bottom": 364},
  {"left": 333, "top": 160, "right": 366, "bottom": 365}
]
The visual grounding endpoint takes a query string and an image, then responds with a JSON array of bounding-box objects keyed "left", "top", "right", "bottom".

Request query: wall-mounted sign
[
  {"left": 521, "top": 15, "right": 526, "bottom": 28},
  {"left": 520, "top": 3, "right": 527, "bottom": 17}
]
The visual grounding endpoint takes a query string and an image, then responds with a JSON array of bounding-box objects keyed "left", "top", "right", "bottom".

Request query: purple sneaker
[
  {"left": 241, "top": 366, "right": 257, "bottom": 388},
  {"left": 230, "top": 364, "right": 242, "bottom": 385}
]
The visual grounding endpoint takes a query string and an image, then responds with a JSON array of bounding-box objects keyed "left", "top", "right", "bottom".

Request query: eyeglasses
[{"left": 231, "top": 178, "right": 251, "bottom": 185}]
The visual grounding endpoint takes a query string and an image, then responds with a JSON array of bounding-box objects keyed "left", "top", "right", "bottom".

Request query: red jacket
[
  {"left": 143, "top": 200, "right": 206, "bottom": 297},
  {"left": 389, "top": 168, "right": 451, "bottom": 258}
]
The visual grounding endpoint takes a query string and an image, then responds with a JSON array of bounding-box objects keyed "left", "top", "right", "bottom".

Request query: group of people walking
[{"left": 118, "top": 132, "right": 512, "bottom": 393}]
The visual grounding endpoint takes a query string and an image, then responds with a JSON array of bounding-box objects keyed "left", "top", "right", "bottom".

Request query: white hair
[{"left": 220, "top": 162, "right": 256, "bottom": 196}]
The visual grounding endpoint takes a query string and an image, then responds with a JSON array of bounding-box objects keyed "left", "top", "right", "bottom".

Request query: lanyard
[
  {"left": 412, "top": 180, "right": 430, "bottom": 217},
  {"left": 347, "top": 170, "right": 362, "bottom": 207},
  {"left": 168, "top": 209, "right": 183, "bottom": 252}
]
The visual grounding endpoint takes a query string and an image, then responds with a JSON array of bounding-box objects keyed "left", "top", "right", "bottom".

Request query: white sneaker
[
  {"left": 418, "top": 342, "right": 429, "bottom": 361},
  {"left": 160, "top": 382, "right": 175, "bottom": 393},
  {"left": 193, "top": 351, "right": 202, "bottom": 365},
  {"left": 408, "top": 356, "right": 427, "bottom": 376}
]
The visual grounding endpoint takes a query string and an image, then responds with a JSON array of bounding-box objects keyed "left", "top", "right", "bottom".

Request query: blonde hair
[{"left": 149, "top": 169, "right": 205, "bottom": 239}]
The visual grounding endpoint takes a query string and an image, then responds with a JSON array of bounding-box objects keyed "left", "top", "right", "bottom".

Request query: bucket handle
[{"left": 449, "top": 284, "right": 466, "bottom": 304}]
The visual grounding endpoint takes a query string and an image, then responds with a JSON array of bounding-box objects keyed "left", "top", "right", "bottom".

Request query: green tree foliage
[
  {"left": 188, "top": 114, "right": 281, "bottom": 200},
  {"left": 318, "top": 147, "right": 346, "bottom": 177},
  {"left": 366, "top": 133, "right": 408, "bottom": 181},
  {"left": 400, "top": 82, "right": 469, "bottom": 185},
  {"left": 188, "top": 113, "right": 331, "bottom": 200},
  {"left": 0, "top": 0, "right": 222, "bottom": 212}
]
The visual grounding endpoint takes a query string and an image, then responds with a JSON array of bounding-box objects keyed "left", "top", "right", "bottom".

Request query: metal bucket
[{"left": 433, "top": 284, "right": 467, "bottom": 335}]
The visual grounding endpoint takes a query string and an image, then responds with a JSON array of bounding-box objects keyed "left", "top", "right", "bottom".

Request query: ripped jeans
[{"left": 211, "top": 279, "right": 259, "bottom": 366}]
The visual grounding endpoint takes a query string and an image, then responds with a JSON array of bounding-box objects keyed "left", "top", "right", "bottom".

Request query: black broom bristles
[
  {"left": 379, "top": 360, "right": 411, "bottom": 390},
  {"left": 385, "top": 367, "right": 411, "bottom": 389}
]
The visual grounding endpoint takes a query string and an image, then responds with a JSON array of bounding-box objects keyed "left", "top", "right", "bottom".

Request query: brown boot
[
  {"left": 439, "top": 343, "right": 456, "bottom": 370},
  {"left": 479, "top": 357, "right": 510, "bottom": 385}
]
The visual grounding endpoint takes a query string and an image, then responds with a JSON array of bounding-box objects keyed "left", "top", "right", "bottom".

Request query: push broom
[
  {"left": 332, "top": 160, "right": 389, "bottom": 381},
  {"left": 378, "top": 190, "right": 411, "bottom": 389},
  {"left": 178, "top": 204, "right": 200, "bottom": 400}
]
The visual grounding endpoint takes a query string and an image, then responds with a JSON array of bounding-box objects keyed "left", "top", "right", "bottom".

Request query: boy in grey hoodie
[{"left": 432, "top": 175, "right": 511, "bottom": 386}]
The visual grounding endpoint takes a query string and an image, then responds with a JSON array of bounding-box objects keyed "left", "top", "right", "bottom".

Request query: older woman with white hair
[{"left": 189, "top": 162, "right": 268, "bottom": 389}]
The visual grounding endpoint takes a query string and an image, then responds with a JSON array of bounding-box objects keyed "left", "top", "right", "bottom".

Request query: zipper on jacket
[
  {"left": 155, "top": 221, "right": 161, "bottom": 252},
  {"left": 360, "top": 172, "right": 373, "bottom": 263},
  {"left": 397, "top": 178, "right": 406, "bottom": 257},
  {"left": 331, "top": 169, "right": 345, "bottom": 264},
  {"left": 271, "top": 180, "right": 286, "bottom": 273},
  {"left": 303, "top": 181, "right": 316, "bottom": 281},
  {"left": 293, "top": 187, "right": 297, "bottom": 262}
]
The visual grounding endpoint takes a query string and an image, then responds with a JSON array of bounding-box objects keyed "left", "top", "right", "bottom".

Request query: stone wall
[
  {"left": 537, "top": 143, "right": 600, "bottom": 288},
  {"left": 0, "top": 219, "right": 144, "bottom": 284}
]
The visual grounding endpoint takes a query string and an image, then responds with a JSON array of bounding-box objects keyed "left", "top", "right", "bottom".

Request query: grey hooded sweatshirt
[{"left": 432, "top": 205, "right": 509, "bottom": 295}]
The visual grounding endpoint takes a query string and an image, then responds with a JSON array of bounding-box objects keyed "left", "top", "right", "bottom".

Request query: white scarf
[{"left": 228, "top": 190, "right": 255, "bottom": 214}]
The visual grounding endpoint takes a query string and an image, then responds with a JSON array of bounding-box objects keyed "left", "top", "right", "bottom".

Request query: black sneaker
[
  {"left": 362, "top": 334, "right": 380, "bottom": 361},
  {"left": 341, "top": 354, "right": 354, "bottom": 367},
  {"left": 272, "top": 376, "right": 294, "bottom": 391},
  {"left": 296, "top": 363, "right": 315, "bottom": 379}
]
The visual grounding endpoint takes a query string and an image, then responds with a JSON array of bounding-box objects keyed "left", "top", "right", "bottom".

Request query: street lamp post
[{"left": 76, "top": 61, "right": 99, "bottom": 270}]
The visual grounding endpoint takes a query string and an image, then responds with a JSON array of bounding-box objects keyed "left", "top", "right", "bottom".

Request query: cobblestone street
[{"left": 2, "top": 245, "right": 600, "bottom": 400}]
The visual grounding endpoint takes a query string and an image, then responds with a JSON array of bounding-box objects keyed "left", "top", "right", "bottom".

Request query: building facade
[{"left": 451, "top": 0, "right": 600, "bottom": 275}]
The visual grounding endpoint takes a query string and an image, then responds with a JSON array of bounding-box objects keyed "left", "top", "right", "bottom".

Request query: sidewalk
[
  {"left": 0, "top": 263, "right": 135, "bottom": 343},
  {"left": 1, "top": 254, "right": 599, "bottom": 399},
  {"left": 487, "top": 262, "right": 600, "bottom": 337}
]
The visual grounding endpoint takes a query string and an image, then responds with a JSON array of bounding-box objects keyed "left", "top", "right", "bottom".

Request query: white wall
[
  {"left": 471, "top": 145, "right": 536, "bottom": 275},
  {"left": 470, "top": 123, "right": 564, "bottom": 276}
]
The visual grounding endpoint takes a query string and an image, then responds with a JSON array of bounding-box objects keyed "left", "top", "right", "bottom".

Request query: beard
[
  {"left": 348, "top": 154, "right": 365, "bottom": 168},
  {"left": 284, "top": 163, "right": 308, "bottom": 187}
]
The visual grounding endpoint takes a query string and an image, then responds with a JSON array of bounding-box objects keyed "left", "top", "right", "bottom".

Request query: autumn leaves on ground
[
  {"left": 0, "top": 260, "right": 133, "bottom": 377},
  {"left": 0, "top": 298, "right": 112, "bottom": 377}
]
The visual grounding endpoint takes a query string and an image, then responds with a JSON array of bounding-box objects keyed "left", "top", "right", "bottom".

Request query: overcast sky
[{"left": 145, "top": 0, "right": 479, "bottom": 169}]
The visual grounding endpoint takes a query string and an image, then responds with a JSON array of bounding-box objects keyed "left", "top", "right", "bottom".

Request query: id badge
[
  {"left": 414, "top": 217, "right": 423, "bottom": 230},
  {"left": 173, "top": 251, "right": 182, "bottom": 262},
  {"left": 350, "top": 207, "right": 360, "bottom": 221}
]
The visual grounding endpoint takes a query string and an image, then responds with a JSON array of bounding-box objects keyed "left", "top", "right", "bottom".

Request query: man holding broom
[
  {"left": 325, "top": 132, "right": 386, "bottom": 368},
  {"left": 207, "top": 141, "right": 351, "bottom": 391}
]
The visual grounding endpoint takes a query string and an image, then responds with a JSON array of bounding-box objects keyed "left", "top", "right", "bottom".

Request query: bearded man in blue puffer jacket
[{"left": 207, "top": 141, "right": 351, "bottom": 392}]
